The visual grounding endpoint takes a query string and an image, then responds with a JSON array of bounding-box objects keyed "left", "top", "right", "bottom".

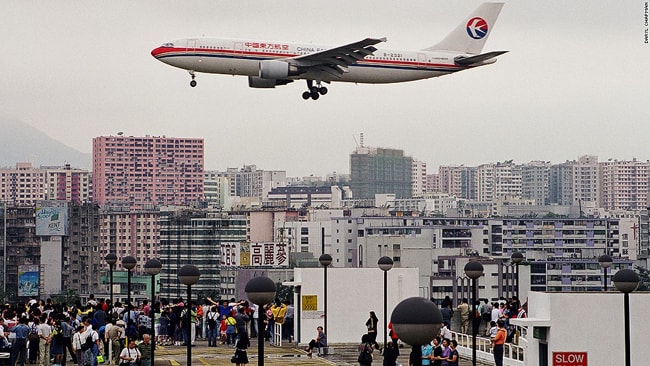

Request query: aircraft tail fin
[{"left": 424, "top": 2, "right": 504, "bottom": 54}]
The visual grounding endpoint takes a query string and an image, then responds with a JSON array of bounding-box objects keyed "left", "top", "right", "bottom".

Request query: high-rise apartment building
[
  {"left": 0, "top": 163, "right": 90, "bottom": 205},
  {"left": 158, "top": 210, "right": 248, "bottom": 300},
  {"left": 550, "top": 162, "right": 574, "bottom": 205},
  {"left": 45, "top": 163, "right": 92, "bottom": 203},
  {"left": 65, "top": 203, "right": 101, "bottom": 295},
  {"left": 437, "top": 165, "right": 477, "bottom": 200},
  {"left": 350, "top": 147, "right": 413, "bottom": 199},
  {"left": 572, "top": 155, "right": 600, "bottom": 208},
  {"left": 438, "top": 166, "right": 464, "bottom": 198},
  {"left": 411, "top": 160, "right": 427, "bottom": 198},
  {"left": 521, "top": 161, "right": 551, "bottom": 205},
  {"left": 0, "top": 163, "right": 46, "bottom": 205},
  {"left": 92, "top": 135, "right": 205, "bottom": 209},
  {"left": 600, "top": 159, "right": 649, "bottom": 211},
  {"left": 216, "top": 165, "right": 287, "bottom": 202},
  {"left": 426, "top": 173, "right": 440, "bottom": 193}
]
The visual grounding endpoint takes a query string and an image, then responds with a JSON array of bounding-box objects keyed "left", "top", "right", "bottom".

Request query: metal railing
[{"left": 450, "top": 327, "right": 526, "bottom": 366}]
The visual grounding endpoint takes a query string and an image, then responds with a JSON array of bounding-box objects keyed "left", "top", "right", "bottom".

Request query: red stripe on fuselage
[{"left": 151, "top": 46, "right": 463, "bottom": 71}]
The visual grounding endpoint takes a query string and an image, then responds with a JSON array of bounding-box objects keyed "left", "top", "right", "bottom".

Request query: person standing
[
  {"left": 38, "top": 316, "right": 53, "bottom": 366},
  {"left": 456, "top": 299, "right": 469, "bottom": 334},
  {"left": 51, "top": 320, "right": 65, "bottom": 366},
  {"left": 232, "top": 332, "right": 250, "bottom": 366},
  {"left": 249, "top": 303, "right": 258, "bottom": 338},
  {"left": 28, "top": 317, "right": 40, "bottom": 364},
  {"left": 439, "top": 304, "right": 453, "bottom": 331},
  {"left": 491, "top": 320, "right": 507, "bottom": 366},
  {"left": 421, "top": 339, "right": 433, "bottom": 366},
  {"left": 446, "top": 340, "right": 459, "bottom": 366},
  {"left": 283, "top": 303, "right": 294, "bottom": 342},
  {"left": 180, "top": 303, "right": 197, "bottom": 346},
  {"left": 107, "top": 321, "right": 124, "bottom": 365},
  {"left": 431, "top": 337, "right": 443, "bottom": 366},
  {"left": 118, "top": 340, "right": 140, "bottom": 366},
  {"left": 137, "top": 335, "right": 152, "bottom": 366},
  {"left": 71, "top": 325, "right": 86, "bottom": 366},
  {"left": 10, "top": 317, "right": 30, "bottom": 366},
  {"left": 357, "top": 334, "right": 374, "bottom": 366},
  {"left": 481, "top": 299, "right": 493, "bottom": 333},
  {"left": 61, "top": 316, "right": 77, "bottom": 366},
  {"left": 365, "top": 311, "right": 379, "bottom": 349},
  {"left": 205, "top": 306, "right": 220, "bottom": 347},
  {"left": 381, "top": 341, "right": 399, "bottom": 366},
  {"left": 439, "top": 339, "right": 450, "bottom": 366}
]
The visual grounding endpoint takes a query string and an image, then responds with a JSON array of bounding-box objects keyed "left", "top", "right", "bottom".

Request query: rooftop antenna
[{"left": 360, "top": 132, "right": 364, "bottom": 148}]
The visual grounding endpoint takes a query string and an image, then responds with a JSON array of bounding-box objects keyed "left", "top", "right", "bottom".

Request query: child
[
  {"left": 220, "top": 315, "right": 228, "bottom": 345},
  {"left": 488, "top": 321, "right": 498, "bottom": 339}
]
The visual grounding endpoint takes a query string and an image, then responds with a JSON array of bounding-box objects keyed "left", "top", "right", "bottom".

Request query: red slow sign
[{"left": 553, "top": 352, "right": 587, "bottom": 366}]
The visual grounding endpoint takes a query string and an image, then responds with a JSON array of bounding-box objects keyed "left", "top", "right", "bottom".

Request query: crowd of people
[
  {"left": 0, "top": 294, "right": 526, "bottom": 366},
  {"left": 0, "top": 295, "right": 299, "bottom": 366},
  {"left": 0, "top": 296, "right": 154, "bottom": 366},
  {"left": 353, "top": 296, "right": 527, "bottom": 366}
]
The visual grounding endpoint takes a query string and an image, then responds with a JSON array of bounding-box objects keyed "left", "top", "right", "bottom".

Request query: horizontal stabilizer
[{"left": 454, "top": 51, "right": 508, "bottom": 66}]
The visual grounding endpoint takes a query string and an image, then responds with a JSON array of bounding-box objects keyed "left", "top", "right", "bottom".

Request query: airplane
[{"left": 151, "top": 2, "right": 507, "bottom": 100}]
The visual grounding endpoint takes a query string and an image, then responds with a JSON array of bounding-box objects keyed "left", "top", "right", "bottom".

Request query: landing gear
[
  {"left": 302, "top": 80, "right": 328, "bottom": 100},
  {"left": 189, "top": 70, "right": 197, "bottom": 87}
]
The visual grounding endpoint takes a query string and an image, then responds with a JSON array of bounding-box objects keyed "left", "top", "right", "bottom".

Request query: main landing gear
[
  {"left": 189, "top": 70, "right": 197, "bottom": 87},
  {"left": 302, "top": 80, "right": 327, "bottom": 100}
]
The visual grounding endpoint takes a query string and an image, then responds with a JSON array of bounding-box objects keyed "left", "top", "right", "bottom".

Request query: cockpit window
[{"left": 162, "top": 43, "right": 174, "bottom": 47}]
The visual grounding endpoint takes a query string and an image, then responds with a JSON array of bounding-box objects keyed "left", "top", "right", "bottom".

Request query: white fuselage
[{"left": 151, "top": 38, "right": 485, "bottom": 84}]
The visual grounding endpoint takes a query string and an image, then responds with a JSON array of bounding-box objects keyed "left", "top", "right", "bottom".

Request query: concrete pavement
[{"left": 153, "top": 338, "right": 493, "bottom": 366}]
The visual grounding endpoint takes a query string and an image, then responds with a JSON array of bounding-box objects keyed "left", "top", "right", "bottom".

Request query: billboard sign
[
  {"left": 36, "top": 201, "right": 68, "bottom": 236},
  {"left": 220, "top": 241, "right": 289, "bottom": 268},
  {"left": 18, "top": 265, "right": 39, "bottom": 297}
]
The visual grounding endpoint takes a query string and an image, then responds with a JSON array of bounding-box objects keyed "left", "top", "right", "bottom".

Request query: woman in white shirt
[{"left": 119, "top": 340, "right": 141, "bottom": 366}]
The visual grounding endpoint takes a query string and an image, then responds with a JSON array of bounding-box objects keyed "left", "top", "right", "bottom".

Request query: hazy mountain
[{"left": 0, "top": 117, "right": 91, "bottom": 169}]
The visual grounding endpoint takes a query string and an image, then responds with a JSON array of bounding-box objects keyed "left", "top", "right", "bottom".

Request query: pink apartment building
[{"left": 92, "top": 135, "right": 205, "bottom": 208}]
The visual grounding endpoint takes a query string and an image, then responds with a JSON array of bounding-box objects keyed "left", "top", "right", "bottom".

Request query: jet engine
[
  {"left": 259, "top": 60, "right": 300, "bottom": 79},
  {"left": 247, "top": 76, "right": 293, "bottom": 89}
]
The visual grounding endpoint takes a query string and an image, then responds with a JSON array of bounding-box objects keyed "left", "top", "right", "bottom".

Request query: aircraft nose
[{"left": 151, "top": 46, "right": 165, "bottom": 58}]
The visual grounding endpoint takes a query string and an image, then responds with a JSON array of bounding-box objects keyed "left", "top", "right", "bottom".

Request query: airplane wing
[
  {"left": 454, "top": 51, "right": 508, "bottom": 66},
  {"left": 291, "top": 37, "right": 386, "bottom": 79}
]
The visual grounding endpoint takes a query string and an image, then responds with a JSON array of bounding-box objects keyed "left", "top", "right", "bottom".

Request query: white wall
[
  {"left": 292, "top": 267, "right": 420, "bottom": 344},
  {"left": 512, "top": 291, "right": 650, "bottom": 366},
  {"left": 40, "top": 236, "right": 62, "bottom": 296}
]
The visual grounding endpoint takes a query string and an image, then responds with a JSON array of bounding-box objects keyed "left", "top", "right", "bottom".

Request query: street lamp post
[
  {"left": 245, "top": 276, "right": 277, "bottom": 366},
  {"left": 390, "top": 297, "right": 443, "bottom": 366},
  {"left": 510, "top": 252, "right": 524, "bottom": 300},
  {"left": 122, "top": 256, "right": 137, "bottom": 308},
  {"left": 318, "top": 254, "right": 332, "bottom": 337},
  {"left": 613, "top": 268, "right": 640, "bottom": 366},
  {"left": 144, "top": 259, "right": 162, "bottom": 366},
  {"left": 598, "top": 254, "right": 613, "bottom": 291},
  {"left": 464, "top": 261, "right": 484, "bottom": 366},
  {"left": 178, "top": 265, "right": 200, "bottom": 366},
  {"left": 105, "top": 253, "right": 117, "bottom": 308},
  {"left": 378, "top": 256, "right": 393, "bottom": 348}
]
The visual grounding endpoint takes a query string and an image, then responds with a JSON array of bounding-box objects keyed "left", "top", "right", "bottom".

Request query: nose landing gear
[
  {"left": 302, "top": 80, "right": 328, "bottom": 100},
  {"left": 189, "top": 70, "right": 197, "bottom": 87}
]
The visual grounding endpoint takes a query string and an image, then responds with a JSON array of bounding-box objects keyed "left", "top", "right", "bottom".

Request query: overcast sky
[{"left": 2, "top": 1, "right": 649, "bottom": 177}]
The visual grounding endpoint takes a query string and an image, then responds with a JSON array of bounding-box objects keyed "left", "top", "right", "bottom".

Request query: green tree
[
  {"left": 634, "top": 265, "right": 650, "bottom": 291},
  {"left": 52, "top": 289, "right": 79, "bottom": 305},
  {"left": 275, "top": 282, "right": 294, "bottom": 304}
]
